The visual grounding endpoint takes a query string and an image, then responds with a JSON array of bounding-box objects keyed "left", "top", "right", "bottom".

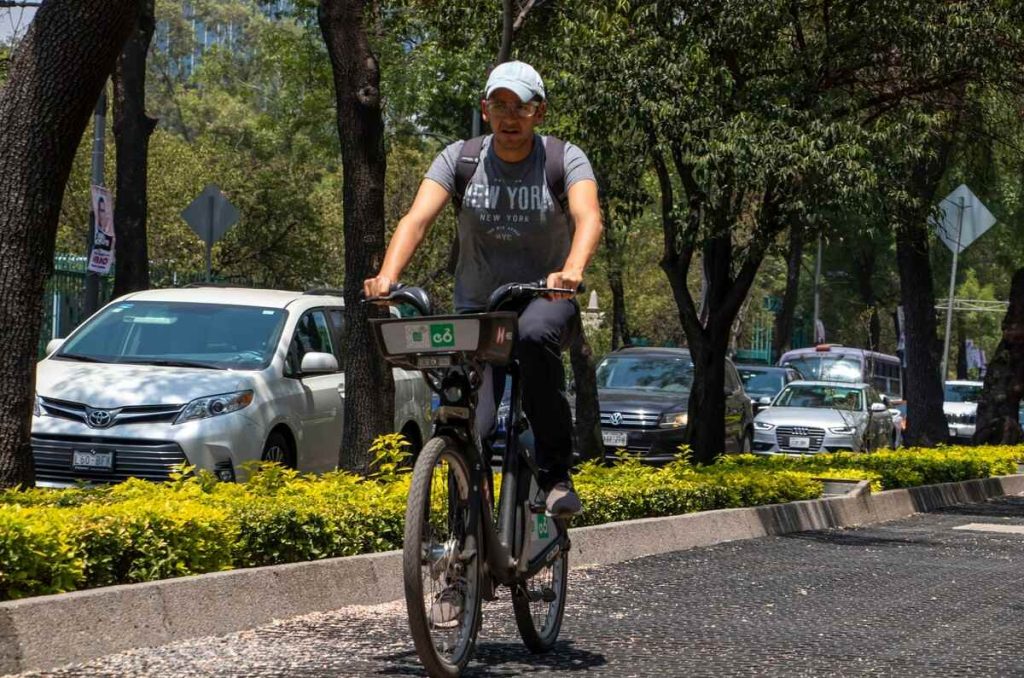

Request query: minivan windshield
[
  {"left": 596, "top": 356, "right": 694, "bottom": 392},
  {"left": 56, "top": 301, "right": 287, "bottom": 370},
  {"left": 776, "top": 384, "right": 863, "bottom": 411},
  {"left": 781, "top": 355, "right": 862, "bottom": 382}
]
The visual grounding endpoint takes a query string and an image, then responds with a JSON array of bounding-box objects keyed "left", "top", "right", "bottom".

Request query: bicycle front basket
[{"left": 370, "top": 312, "right": 517, "bottom": 370}]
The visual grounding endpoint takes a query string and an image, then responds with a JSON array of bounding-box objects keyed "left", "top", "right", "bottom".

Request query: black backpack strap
[
  {"left": 452, "top": 135, "right": 486, "bottom": 210},
  {"left": 543, "top": 135, "right": 568, "bottom": 213}
]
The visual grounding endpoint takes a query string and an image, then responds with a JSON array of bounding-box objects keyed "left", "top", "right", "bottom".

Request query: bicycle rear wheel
[
  {"left": 511, "top": 517, "right": 569, "bottom": 653},
  {"left": 403, "top": 436, "right": 482, "bottom": 677}
]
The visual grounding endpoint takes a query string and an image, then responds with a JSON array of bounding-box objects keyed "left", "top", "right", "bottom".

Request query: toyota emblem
[
  {"left": 610, "top": 412, "right": 623, "bottom": 426},
  {"left": 86, "top": 408, "right": 114, "bottom": 429}
]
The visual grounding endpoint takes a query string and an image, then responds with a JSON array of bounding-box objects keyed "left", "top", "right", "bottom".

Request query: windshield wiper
[
  {"left": 135, "top": 359, "right": 219, "bottom": 369},
  {"left": 55, "top": 353, "right": 110, "bottom": 363}
]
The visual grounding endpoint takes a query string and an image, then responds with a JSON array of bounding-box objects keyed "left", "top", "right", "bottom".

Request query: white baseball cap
[{"left": 485, "top": 61, "right": 546, "bottom": 102}]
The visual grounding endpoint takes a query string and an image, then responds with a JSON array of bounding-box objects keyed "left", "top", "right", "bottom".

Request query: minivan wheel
[{"left": 261, "top": 430, "right": 296, "bottom": 468}]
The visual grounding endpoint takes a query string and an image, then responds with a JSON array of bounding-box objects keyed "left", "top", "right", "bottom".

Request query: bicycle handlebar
[{"left": 362, "top": 279, "right": 586, "bottom": 316}]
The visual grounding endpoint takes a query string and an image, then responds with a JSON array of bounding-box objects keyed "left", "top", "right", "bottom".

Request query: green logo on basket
[
  {"left": 536, "top": 514, "right": 549, "bottom": 539},
  {"left": 411, "top": 329, "right": 425, "bottom": 344},
  {"left": 430, "top": 323, "right": 455, "bottom": 348}
]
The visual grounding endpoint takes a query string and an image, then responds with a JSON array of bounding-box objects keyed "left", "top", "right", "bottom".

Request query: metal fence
[{"left": 39, "top": 256, "right": 114, "bottom": 358}]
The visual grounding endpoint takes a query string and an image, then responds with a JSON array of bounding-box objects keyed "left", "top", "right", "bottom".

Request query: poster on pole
[{"left": 87, "top": 185, "right": 115, "bottom": 274}]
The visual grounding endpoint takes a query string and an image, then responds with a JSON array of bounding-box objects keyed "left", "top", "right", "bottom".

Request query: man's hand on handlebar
[
  {"left": 363, "top": 274, "right": 394, "bottom": 300},
  {"left": 546, "top": 269, "right": 583, "bottom": 301}
]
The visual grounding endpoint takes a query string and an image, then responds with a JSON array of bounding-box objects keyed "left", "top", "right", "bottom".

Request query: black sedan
[
  {"left": 736, "top": 364, "right": 803, "bottom": 413},
  {"left": 597, "top": 347, "right": 754, "bottom": 463}
]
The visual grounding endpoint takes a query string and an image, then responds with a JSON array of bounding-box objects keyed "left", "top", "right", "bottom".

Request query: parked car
[
  {"left": 944, "top": 380, "right": 983, "bottom": 443},
  {"left": 32, "top": 287, "right": 432, "bottom": 486},
  {"left": 736, "top": 364, "right": 802, "bottom": 413},
  {"left": 596, "top": 347, "right": 753, "bottom": 463},
  {"left": 752, "top": 381, "right": 897, "bottom": 455}
]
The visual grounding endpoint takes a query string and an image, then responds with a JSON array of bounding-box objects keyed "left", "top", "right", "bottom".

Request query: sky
[{"left": 0, "top": 7, "right": 35, "bottom": 43}]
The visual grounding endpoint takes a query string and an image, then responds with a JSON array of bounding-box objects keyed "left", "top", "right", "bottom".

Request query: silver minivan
[{"left": 32, "top": 287, "right": 431, "bottom": 486}]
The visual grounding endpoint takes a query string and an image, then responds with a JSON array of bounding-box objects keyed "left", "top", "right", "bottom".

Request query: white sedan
[{"left": 751, "top": 381, "right": 897, "bottom": 455}]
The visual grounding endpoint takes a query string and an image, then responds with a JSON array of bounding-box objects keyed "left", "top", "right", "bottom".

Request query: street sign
[
  {"left": 929, "top": 183, "right": 996, "bottom": 381},
  {"left": 181, "top": 184, "right": 239, "bottom": 281},
  {"left": 930, "top": 184, "right": 995, "bottom": 254}
]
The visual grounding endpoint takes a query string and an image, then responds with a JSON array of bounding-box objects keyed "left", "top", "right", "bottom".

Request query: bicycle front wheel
[
  {"left": 511, "top": 518, "right": 569, "bottom": 653},
  {"left": 403, "top": 436, "right": 482, "bottom": 677}
]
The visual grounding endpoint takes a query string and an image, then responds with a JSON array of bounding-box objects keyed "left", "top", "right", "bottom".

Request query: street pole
[
  {"left": 812, "top": 234, "right": 822, "bottom": 343},
  {"left": 83, "top": 85, "right": 107, "bottom": 316},
  {"left": 206, "top": 193, "right": 214, "bottom": 282},
  {"left": 940, "top": 196, "right": 966, "bottom": 381}
]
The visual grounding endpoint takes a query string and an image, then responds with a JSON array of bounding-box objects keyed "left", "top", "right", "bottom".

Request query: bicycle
[{"left": 367, "top": 281, "right": 580, "bottom": 677}]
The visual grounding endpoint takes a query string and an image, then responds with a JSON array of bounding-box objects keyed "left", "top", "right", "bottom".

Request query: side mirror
[
  {"left": 870, "top": 402, "right": 887, "bottom": 414},
  {"left": 300, "top": 352, "right": 339, "bottom": 375},
  {"left": 758, "top": 396, "right": 773, "bottom": 406},
  {"left": 45, "top": 338, "right": 65, "bottom": 356}
]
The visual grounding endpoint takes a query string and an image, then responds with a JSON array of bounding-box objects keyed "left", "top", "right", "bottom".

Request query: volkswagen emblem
[
  {"left": 86, "top": 408, "right": 114, "bottom": 429},
  {"left": 610, "top": 412, "right": 623, "bottom": 426}
]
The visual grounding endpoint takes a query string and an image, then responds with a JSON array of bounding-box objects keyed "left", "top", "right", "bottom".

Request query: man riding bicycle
[{"left": 363, "top": 61, "right": 602, "bottom": 517}]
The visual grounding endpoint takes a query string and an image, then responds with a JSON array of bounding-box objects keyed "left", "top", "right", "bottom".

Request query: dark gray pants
[{"left": 474, "top": 298, "right": 580, "bottom": 488}]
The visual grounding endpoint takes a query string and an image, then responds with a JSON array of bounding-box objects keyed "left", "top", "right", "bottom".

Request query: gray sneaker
[
  {"left": 545, "top": 481, "right": 582, "bottom": 517},
  {"left": 428, "top": 583, "right": 464, "bottom": 625}
]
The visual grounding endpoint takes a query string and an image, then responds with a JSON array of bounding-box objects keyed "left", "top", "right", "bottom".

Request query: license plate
[
  {"left": 949, "top": 427, "right": 958, "bottom": 438},
  {"left": 602, "top": 430, "right": 629, "bottom": 447},
  {"left": 72, "top": 449, "right": 114, "bottom": 471},
  {"left": 788, "top": 436, "right": 811, "bottom": 449}
]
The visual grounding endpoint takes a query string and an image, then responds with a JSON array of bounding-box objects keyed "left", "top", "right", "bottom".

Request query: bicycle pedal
[{"left": 541, "top": 587, "right": 557, "bottom": 603}]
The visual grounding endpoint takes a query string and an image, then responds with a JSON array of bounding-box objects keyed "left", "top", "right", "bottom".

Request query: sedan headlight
[
  {"left": 33, "top": 395, "right": 42, "bottom": 417},
  {"left": 658, "top": 411, "right": 688, "bottom": 429},
  {"left": 175, "top": 390, "right": 254, "bottom": 424},
  {"left": 828, "top": 426, "right": 856, "bottom": 434},
  {"left": 754, "top": 421, "right": 775, "bottom": 431}
]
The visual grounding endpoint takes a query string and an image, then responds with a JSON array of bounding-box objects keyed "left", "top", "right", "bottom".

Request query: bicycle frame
[{"left": 426, "top": 358, "right": 569, "bottom": 589}]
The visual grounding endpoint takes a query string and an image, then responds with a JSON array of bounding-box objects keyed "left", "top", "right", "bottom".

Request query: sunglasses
[{"left": 484, "top": 100, "right": 542, "bottom": 119}]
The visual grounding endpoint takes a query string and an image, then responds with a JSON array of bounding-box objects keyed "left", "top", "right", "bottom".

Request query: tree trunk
[
  {"left": 974, "top": 267, "right": 1024, "bottom": 445},
  {"left": 853, "top": 244, "right": 880, "bottom": 352},
  {"left": 0, "top": 1, "right": 140, "bottom": 489},
  {"left": 112, "top": 0, "right": 157, "bottom": 298},
  {"left": 607, "top": 267, "right": 630, "bottom": 351},
  {"left": 684, "top": 327, "right": 731, "bottom": 465},
  {"left": 895, "top": 220, "right": 948, "bottom": 446},
  {"left": 319, "top": 0, "right": 394, "bottom": 474},
  {"left": 570, "top": 327, "right": 602, "bottom": 462},
  {"left": 773, "top": 227, "right": 803, "bottom": 361}
]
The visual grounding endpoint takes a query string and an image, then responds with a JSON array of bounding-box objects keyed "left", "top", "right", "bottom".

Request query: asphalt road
[{"left": 16, "top": 496, "right": 1024, "bottom": 677}]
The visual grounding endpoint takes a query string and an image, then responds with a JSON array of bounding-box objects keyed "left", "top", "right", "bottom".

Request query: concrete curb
[{"left": 2, "top": 473, "right": 1022, "bottom": 674}]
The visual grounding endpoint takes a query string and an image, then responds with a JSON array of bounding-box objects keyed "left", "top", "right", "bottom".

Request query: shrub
[{"left": 0, "top": 444, "right": 1019, "bottom": 601}]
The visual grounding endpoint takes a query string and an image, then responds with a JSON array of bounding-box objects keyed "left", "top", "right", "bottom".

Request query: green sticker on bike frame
[
  {"left": 536, "top": 514, "right": 549, "bottom": 539},
  {"left": 430, "top": 323, "right": 455, "bottom": 348}
]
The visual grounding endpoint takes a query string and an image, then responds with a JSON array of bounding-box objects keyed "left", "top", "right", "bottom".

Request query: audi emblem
[
  {"left": 610, "top": 412, "right": 623, "bottom": 426},
  {"left": 86, "top": 408, "right": 114, "bottom": 429}
]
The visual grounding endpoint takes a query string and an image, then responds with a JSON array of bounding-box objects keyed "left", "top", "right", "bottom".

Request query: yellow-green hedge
[{"left": 0, "top": 443, "right": 1019, "bottom": 601}]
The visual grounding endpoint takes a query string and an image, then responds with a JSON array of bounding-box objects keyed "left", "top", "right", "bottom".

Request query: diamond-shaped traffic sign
[
  {"left": 181, "top": 184, "right": 239, "bottom": 246},
  {"left": 930, "top": 184, "right": 996, "bottom": 254}
]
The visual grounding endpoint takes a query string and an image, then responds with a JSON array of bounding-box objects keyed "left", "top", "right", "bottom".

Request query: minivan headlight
[
  {"left": 658, "top": 411, "right": 688, "bottom": 429},
  {"left": 828, "top": 426, "right": 856, "bottom": 434},
  {"left": 175, "top": 390, "right": 254, "bottom": 424}
]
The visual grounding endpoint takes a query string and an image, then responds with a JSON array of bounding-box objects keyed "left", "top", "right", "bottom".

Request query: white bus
[{"left": 777, "top": 345, "right": 903, "bottom": 400}]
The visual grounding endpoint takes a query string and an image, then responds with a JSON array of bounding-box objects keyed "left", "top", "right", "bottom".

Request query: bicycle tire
[
  {"left": 403, "top": 436, "right": 482, "bottom": 677},
  {"left": 511, "top": 518, "right": 569, "bottom": 653}
]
